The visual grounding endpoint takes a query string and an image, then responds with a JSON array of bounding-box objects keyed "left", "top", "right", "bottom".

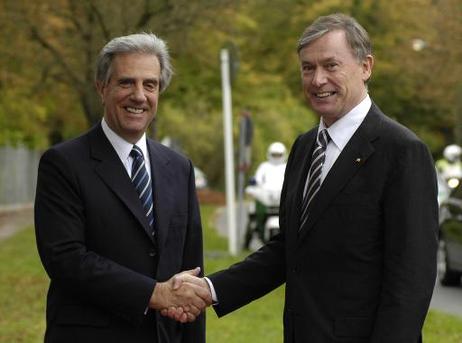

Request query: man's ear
[
  {"left": 362, "top": 54, "right": 374, "bottom": 82},
  {"left": 95, "top": 81, "right": 105, "bottom": 103}
]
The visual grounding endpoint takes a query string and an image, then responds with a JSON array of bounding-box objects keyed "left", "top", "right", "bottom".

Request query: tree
[
  {"left": 2, "top": 0, "right": 461, "bottom": 186},
  {"left": 12, "top": 0, "right": 233, "bottom": 125}
]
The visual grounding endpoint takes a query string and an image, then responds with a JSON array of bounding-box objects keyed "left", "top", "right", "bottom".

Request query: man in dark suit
[
  {"left": 168, "top": 13, "right": 438, "bottom": 342},
  {"left": 34, "top": 33, "right": 211, "bottom": 343}
]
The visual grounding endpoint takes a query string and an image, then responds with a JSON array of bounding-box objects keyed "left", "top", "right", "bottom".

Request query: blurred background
[
  {"left": 1, "top": 0, "right": 461, "bottom": 342},
  {"left": 1, "top": 0, "right": 461, "bottom": 193}
]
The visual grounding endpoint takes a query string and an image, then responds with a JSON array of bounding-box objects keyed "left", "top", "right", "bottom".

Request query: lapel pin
[{"left": 355, "top": 158, "right": 362, "bottom": 163}]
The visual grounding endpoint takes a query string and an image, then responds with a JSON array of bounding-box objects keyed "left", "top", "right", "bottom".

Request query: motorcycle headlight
[{"left": 448, "top": 177, "right": 460, "bottom": 189}]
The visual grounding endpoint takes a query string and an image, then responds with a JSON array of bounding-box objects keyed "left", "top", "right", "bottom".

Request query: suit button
[{"left": 148, "top": 250, "right": 156, "bottom": 257}]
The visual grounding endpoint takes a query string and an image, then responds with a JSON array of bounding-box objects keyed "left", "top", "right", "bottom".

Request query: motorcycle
[{"left": 243, "top": 179, "right": 281, "bottom": 249}]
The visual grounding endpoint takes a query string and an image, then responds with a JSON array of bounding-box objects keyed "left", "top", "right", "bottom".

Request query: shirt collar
[
  {"left": 101, "top": 118, "right": 149, "bottom": 163},
  {"left": 319, "top": 94, "right": 371, "bottom": 151}
]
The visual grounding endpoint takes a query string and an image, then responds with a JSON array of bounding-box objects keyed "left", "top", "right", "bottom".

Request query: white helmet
[
  {"left": 443, "top": 144, "right": 462, "bottom": 163},
  {"left": 267, "top": 142, "right": 287, "bottom": 164}
]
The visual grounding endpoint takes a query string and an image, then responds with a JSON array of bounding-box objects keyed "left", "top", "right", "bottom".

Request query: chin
[{"left": 311, "top": 105, "right": 334, "bottom": 116}]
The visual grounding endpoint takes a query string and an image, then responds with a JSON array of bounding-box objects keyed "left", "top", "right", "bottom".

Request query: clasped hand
[{"left": 150, "top": 267, "right": 212, "bottom": 323}]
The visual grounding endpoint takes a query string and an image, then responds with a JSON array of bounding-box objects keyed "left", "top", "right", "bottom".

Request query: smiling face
[
  {"left": 97, "top": 52, "right": 161, "bottom": 143},
  {"left": 299, "top": 30, "right": 373, "bottom": 126}
]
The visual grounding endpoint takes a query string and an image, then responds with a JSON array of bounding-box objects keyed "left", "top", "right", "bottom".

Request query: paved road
[
  {"left": 0, "top": 205, "right": 33, "bottom": 241},
  {"left": 431, "top": 280, "right": 462, "bottom": 317},
  {"left": 215, "top": 206, "right": 462, "bottom": 317}
]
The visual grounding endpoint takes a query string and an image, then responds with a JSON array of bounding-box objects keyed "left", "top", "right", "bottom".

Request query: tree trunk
[{"left": 81, "top": 87, "right": 103, "bottom": 125}]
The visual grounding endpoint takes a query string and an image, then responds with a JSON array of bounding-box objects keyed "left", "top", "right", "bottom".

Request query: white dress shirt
[
  {"left": 101, "top": 118, "right": 151, "bottom": 178},
  {"left": 303, "top": 94, "right": 371, "bottom": 197}
]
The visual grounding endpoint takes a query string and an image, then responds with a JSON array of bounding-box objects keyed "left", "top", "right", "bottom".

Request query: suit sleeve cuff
[{"left": 204, "top": 277, "right": 218, "bottom": 304}]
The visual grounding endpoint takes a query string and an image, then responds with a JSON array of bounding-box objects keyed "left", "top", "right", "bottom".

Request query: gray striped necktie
[
  {"left": 300, "top": 129, "right": 331, "bottom": 229},
  {"left": 130, "top": 145, "right": 155, "bottom": 230}
]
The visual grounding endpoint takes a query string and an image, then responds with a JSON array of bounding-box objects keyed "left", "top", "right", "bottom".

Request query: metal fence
[{"left": 0, "top": 146, "right": 41, "bottom": 207}]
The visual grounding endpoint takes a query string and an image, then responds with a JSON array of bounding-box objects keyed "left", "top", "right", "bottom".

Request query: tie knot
[
  {"left": 317, "top": 129, "right": 331, "bottom": 149},
  {"left": 130, "top": 145, "right": 143, "bottom": 159}
]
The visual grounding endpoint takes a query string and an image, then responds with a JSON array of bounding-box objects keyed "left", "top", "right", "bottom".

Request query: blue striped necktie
[
  {"left": 300, "top": 129, "right": 331, "bottom": 229},
  {"left": 130, "top": 145, "right": 155, "bottom": 231}
]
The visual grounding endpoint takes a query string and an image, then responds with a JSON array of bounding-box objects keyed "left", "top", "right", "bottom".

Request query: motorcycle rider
[
  {"left": 255, "top": 142, "right": 287, "bottom": 190},
  {"left": 245, "top": 142, "right": 287, "bottom": 248}
]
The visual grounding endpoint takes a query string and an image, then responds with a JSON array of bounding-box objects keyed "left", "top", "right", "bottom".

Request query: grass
[
  {"left": 201, "top": 205, "right": 285, "bottom": 342},
  {"left": 0, "top": 204, "right": 461, "bottom": 342},
  {"left": 424, "top": 310, "right": 462, "bottom": 342},
  {"left": 0, "top": 227, "right": 47, "bottom": 343}
]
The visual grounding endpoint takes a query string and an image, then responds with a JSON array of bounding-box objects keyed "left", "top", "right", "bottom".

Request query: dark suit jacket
[
  {"left": 209, "top": 103, "right": 438, "bottom": 342},
  {"left": 35, "top": 124, "right": 205, "bottom": 343}
]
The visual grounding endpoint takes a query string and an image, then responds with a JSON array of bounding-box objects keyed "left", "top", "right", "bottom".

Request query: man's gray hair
[
  {"left": 95, "top": 32, "right": 173, "bottom": 93},
  {"left": 297, "top": 13, "right": 372, "bottom": 62}
]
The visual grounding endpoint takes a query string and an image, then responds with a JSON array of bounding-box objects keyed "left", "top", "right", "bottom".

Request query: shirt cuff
[{"left": 204, "top": 277, "right": 218, "bottom": 304}]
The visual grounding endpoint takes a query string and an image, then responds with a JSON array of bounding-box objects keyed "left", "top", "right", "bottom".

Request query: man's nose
[
  {"left": 312, "top": 68, "right": 327, "bottom": 87},
  {"left": 130, "top": 84, "right": 147, "bottom": 102}
]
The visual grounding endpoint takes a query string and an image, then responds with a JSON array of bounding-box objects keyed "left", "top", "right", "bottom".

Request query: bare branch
[
  {"left": 135, "top": 0, "right": 174, "bottom": 30},
  {"left": 29, "top": 26, "right": 83, "bottom": 91},
  {"left": 88, "top": 2, "right": 111, "bottom": 41},
  {"left": 67, "top": 0, "right": 87, "bottom": 39}
]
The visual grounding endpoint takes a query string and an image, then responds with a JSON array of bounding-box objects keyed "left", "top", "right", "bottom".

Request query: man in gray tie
[
  {"left": 34, "top": 33, "right": 211, "bottom": 343},
  {"left": 168, "top": 13, "right": 438, "bottom": 343}
]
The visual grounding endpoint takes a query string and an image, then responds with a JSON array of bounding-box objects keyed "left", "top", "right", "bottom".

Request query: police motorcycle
[
  {"left": 243, "top": 142, "right": 287, "bottom": 249},
  {"left": 436, "top": 144, "right": 462, "bottom": 192}
]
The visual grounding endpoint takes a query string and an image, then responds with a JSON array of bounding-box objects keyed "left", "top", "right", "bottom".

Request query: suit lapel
[
  {"left": 147, "top": 140, "right": 173, "bottom": 253},
  {"left": 297, "top": 105, "right": 381, "bottom": 241},
  {"left": 285, "top": 130, "right": 318, "bottom": 250},
  {"left": 89, "top": 124, "right": 156, "bottom": 245}
]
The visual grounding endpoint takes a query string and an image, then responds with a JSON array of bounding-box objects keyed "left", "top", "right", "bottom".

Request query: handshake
[{"left": 149, "top": 267, "right": 213, "bottom": 323}]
